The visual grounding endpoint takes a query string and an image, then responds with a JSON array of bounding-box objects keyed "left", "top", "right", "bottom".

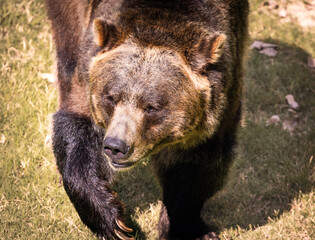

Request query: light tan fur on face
[
  {"left": 89, "top": 40, "right": 227, "bottom": 165},
  {"left": 104, "top": 102, "right": 156, "bottom": 164},
  {"left": 160, "top": 52, "right": 226, "bottom": 148},
  {"left": 105, "top": 103, "right": 141, "bottom": 142},
  {"left": 179, "top": 62, "right": 226, "bottom": 146}
]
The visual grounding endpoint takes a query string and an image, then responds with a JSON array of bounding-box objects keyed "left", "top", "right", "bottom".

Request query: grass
[{"left": 0, "top": 0, "right": 314, "bottom": 239}]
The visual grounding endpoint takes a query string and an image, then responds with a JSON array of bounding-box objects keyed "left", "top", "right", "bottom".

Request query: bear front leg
[
  {"left": 152, "top": 142, "right": 231, "bottom": 240},
  {"left": 52, "top": 111, "right": 134, "bottom": 240},
  {"left": 156, "top": 162, "right": 219, "bottom": 240},
  {"left": 158, "top": 203, "right": 218, "bottom": 240}
]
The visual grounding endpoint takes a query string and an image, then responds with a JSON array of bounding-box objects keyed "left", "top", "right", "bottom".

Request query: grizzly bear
[{"left": 45, "top": 0, "right": 249, "bottom": 239}]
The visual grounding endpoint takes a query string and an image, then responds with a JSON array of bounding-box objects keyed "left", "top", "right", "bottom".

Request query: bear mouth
[
  {"left": 103, "top": 146, "right": 152, "bottom": 170},
  {"left": 102, "top": 143, "right": 137, "bottom": 170},
  {"left": 109, "top": 159, "right": 136, "bottom": 170}
]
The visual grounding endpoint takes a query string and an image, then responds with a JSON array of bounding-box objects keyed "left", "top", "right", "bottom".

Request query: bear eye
[
  {"left": 104, "top": 95, "right": 116, "bottom": 105},
  {"left": 145, "top": 105, "right": 159, "bottom": 114}
]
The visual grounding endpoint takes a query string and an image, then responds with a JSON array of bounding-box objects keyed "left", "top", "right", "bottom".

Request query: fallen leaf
[
  {"left": 0, "top": 134, "right": 5, "bottom": 144},
  {"left": 285, "top": 94, "right": 299, "bottom": 110},
  {"left": 268, "top": 115, "right": 281, "bottom": 125},
  {"left": 250, "top": 41, "right": 278, "bottom": 57},
  {"left": 307, "top": 57, "right": 315, "bottom": 68},
  {"left": 259, "top": 48, "right": 278, "bottom": 57},
  {"left": 39, "top": 72, "right": 55, "bottom": 83},
  {"left": 250, "top": 41, "right": 277, "bottom": 50}
]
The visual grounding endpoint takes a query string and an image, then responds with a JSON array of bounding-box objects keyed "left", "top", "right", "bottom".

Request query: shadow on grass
[
  {"left": 113, "top": 40, "right": 314, "bottom": 238},
  {"left": 113, "top": 164, "right": 161, "bottom": 239}
]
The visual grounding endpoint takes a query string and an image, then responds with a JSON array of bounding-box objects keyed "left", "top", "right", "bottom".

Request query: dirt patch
[
  {"left": 286, "top": 1, "right": 315, "bottom": 28},
  {"left": 263, "top": 0, "right": 315, "bottom": 29}
]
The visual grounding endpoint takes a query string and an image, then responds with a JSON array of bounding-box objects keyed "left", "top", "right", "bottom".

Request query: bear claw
[
  {"left": 114, "top": 229, "right": 134, "bottom": 240},
  {"left": 200, "top": 232, "right": 219, "bottom": 240},
  {"left": 115, "top": 218, "right": 133, "bottom": 233}
]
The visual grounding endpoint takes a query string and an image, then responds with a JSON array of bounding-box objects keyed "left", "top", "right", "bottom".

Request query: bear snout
[{"left": 103, "top": 137, "right": 130, "bottom": 160}]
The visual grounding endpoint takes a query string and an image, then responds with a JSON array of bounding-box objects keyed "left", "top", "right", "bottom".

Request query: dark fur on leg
[
  {"left": 52, "top": 111, "right": 125, "bottom": 238},
  {"left": 153, "top": 134, "right": 236, "bottom": 240}
]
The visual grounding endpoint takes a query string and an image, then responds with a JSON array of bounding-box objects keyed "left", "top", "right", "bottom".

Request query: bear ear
[
  {"left": 191, "top": 33, "right": 226, "bottom": 70},
  {"left": 93, "top": 18, "right": 120, "bottom": 51}
]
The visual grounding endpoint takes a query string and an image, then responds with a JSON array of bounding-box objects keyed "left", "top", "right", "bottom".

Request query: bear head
[{"left": 88, "top": 19, "right": 226, "bottom": 170}]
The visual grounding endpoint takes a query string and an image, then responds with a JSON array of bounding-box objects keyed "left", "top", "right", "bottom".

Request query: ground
[{"left": 0, "top": 0, "right": 314, "bottom": 239}]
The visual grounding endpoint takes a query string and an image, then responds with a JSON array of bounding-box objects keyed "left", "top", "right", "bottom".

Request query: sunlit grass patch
[{"left": 220, "top": 192, "right": 314, "bottom": 240}]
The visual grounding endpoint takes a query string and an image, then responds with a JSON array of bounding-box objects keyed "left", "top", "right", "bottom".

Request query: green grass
[{"left": 0, "top": 0, "right": 314, "bottom": 239}]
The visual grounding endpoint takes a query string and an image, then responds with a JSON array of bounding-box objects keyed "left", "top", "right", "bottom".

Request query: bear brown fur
[{"left": 45, "top": 0, "right": 249, "bottom": 239}]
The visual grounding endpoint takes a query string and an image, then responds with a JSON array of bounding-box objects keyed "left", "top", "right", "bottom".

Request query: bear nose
[{"left": 103, "top": 137, "right": 129, "bottom": 159}]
